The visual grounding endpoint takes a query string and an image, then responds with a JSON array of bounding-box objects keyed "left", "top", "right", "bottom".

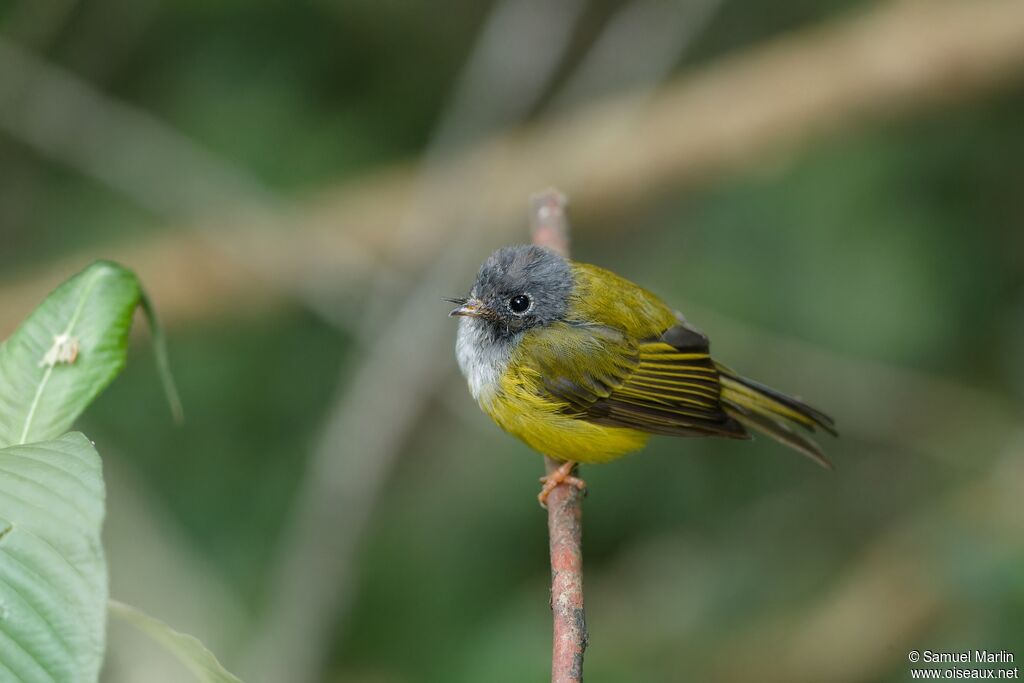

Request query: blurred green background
[{"left": 1, "top": 1, "right": 1023, "bottom": 681}]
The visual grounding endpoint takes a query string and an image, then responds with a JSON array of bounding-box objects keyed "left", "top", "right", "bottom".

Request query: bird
[{"left": 448, "top": 245, "right": 836, "bottom": 506}]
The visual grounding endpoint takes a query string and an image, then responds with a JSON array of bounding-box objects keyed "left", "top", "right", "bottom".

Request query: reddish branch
[{"left": 529, "top": 189, "right": 588, "bottom": 683}]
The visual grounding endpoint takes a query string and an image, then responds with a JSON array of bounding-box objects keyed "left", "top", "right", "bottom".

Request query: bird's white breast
[{"left": 455, "top": 317, "right": 516, "bottom": 403}]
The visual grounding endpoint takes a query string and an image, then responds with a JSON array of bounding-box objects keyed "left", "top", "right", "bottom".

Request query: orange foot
[{"left": 538, "top": 461, "right": 587, "bottom": 508}]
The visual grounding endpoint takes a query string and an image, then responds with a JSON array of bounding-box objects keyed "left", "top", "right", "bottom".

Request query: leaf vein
[
  {"left": 16, "top": 268, "right": 106, "bottom": 445},
  {"left": 0, "top": 563, "right": 72, "bottom": 682}
]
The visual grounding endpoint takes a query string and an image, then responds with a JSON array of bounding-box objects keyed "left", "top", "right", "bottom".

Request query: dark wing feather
[{"left": 530, "top": 322, "right": 748, "bottom": 439}]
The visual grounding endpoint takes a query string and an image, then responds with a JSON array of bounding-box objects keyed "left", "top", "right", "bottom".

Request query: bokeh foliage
[{"left": 2, "top": 0, "right": 1022, "bottom": 681}]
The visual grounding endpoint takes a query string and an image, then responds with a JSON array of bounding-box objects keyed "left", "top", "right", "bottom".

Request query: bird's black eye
[{"left": 508, "top": 294, "right": 532, "bottom": 315}]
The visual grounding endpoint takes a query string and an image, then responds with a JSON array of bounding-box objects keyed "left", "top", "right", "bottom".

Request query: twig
[
  {"left": 530, "top": 190, "right": 571, "bottom": 256},
  {"left": 530, "top": 189, "right": 588, "bottom": 683}
]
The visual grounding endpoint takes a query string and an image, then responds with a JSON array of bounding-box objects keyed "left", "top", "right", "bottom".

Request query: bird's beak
[{"left": 445, "top": 297, "right": 488, "bottom": 318}]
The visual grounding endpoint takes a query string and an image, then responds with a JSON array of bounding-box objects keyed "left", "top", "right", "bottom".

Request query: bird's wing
[{"left": 521, "top": 321, "right": 748, "bottom": 438}]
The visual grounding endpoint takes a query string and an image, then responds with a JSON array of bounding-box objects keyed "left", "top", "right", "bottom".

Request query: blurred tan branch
[{"left": 5, "top": 0, "right": 1024, "bottom": 336}]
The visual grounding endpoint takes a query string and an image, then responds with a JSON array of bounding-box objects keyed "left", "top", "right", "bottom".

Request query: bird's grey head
[{"left": 448, "top": 245, "right": 573, "bottom": 340}]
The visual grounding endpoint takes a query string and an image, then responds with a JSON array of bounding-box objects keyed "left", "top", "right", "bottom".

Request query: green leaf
[
  {"left": 0, "top": 261, "right": 181, "bottom": 449},
  {"left": 108, "top": 600, "right": 243, "bottom": 683},
  {"left": 0, "top": 432, "right": 107, "bottom": 682}
]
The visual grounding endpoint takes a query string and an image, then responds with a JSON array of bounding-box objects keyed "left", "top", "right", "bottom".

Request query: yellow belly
[{"left": 481, "top": 367, "right": 649, "bottom": 464}]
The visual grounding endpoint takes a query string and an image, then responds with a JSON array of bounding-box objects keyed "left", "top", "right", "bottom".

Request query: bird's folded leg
[{"left": 538, "top": 460, "right": 587, "bottom": 508}]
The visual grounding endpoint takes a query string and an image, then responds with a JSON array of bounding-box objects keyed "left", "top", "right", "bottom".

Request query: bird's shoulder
[{"left": 566, "top": 261, "right": 678, "bottom": 339}]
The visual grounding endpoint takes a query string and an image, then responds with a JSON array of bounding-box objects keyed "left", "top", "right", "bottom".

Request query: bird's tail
[{"left": 716, "top": 363, "right": 837, "bottom": 468}]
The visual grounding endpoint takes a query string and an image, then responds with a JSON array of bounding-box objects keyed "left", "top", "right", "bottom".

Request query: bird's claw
[{"left": 537, "top": 461, "right": 587, "bottom": 508}]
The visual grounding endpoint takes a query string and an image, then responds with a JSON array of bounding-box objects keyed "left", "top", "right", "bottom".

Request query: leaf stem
[{"left": 140, "top": 289, "right": 184, "bottom": 424}]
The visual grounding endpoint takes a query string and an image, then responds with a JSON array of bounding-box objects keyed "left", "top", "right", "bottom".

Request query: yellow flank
[{"left": 484, "top": 361, "right": 649, "bottom": 464}]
